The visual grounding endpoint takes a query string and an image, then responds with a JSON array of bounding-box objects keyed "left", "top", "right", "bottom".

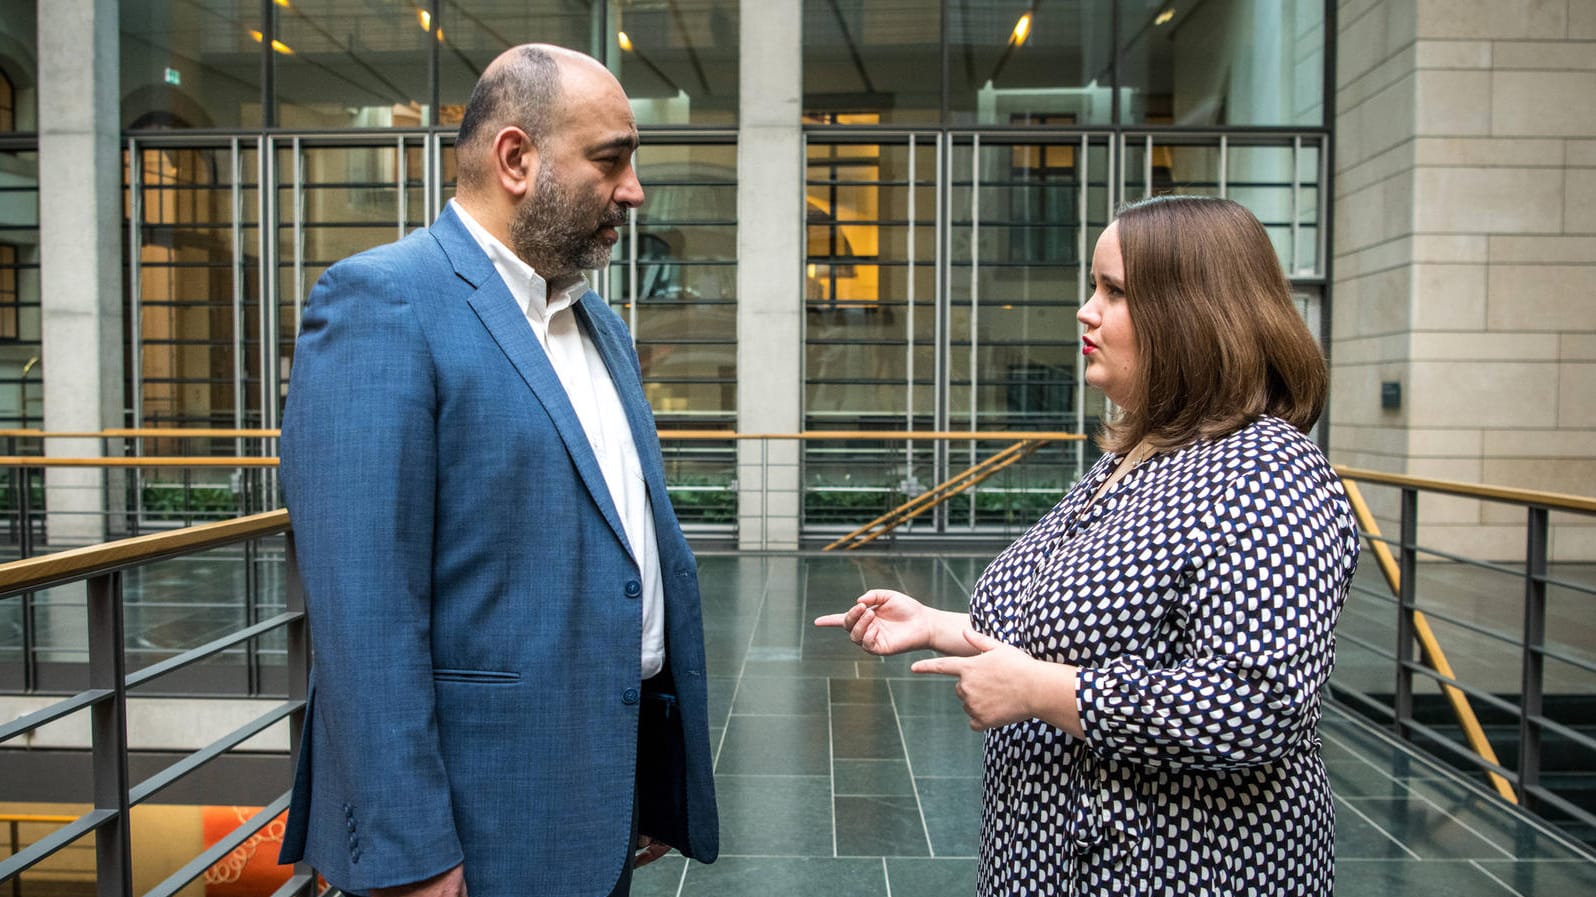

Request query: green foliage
[{"left": 140, "top": 485, "right": 239, "bottom": 517}]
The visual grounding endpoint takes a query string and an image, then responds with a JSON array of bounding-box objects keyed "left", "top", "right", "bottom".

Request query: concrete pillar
[
  {"left": 736, "top": 0, "right": 803, "bottom": 550},
  {"left": 1331, "top": 0, "right": 1596, "bottom": 561},
  {"left": 38, "top": 0, "right": 122, "bottom": 546}
]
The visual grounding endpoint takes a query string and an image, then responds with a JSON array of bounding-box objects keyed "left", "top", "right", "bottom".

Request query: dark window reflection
[
  {"left": 436, "top": 0, "right": 595, "bottom": 126},
  {"left": 122, "top": 0, "right": 262, "bottom": 129},
  {"left": 947, "top": 1, "right": 1113, "bottom": 126},
  {"left": 1118, "top": 0, "right": 1325, "bottom": 126},
  {"left": 0, "top": 1, "right": 37, "bottom": 132},
  {"left": 274, "top": 1, "right": 432, "bottom": 128},
  {"left": 804, "top": 0, "right": 942, "bottom": 124}
]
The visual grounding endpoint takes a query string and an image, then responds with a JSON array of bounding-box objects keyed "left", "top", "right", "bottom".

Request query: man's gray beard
[{"left": 509, "top": 166, "right": 615, "bottom": 280}]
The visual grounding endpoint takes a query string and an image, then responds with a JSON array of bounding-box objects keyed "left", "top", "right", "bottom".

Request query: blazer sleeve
[
  {"left": 280, "top": 254, "right": 464, "bottom": 887},
  {"left": 1076, "top": 453, "right": 1359, "bottom": 772}
]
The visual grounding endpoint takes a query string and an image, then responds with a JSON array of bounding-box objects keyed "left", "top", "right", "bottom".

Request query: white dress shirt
[{"left": 452, "top": 199, "right": 665, "bottom": 679}]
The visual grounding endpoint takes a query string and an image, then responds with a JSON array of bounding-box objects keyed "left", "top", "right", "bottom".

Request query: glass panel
[
  {"left": 1119, "top": 0, "right": 1325, "bottom": 126},
  {"left": 0, "top": 0, "right": 38, "bottom": 131},
  {"left": 274, "top": 2, "right": 432, "bottom": 128},
  {"left": 804, "top": 136, "right": 937, "bottom": 528},
  {"left": 122, "top": 0, "right": 262, "bottom": 129},
  {"left": 948, "top": 0, "right": 1114, "bottom": 126},
  {"left": 803, "top": 0, "right": 941, "bottom": 124},
  {"left": 949, "top": 138, "right": 1105, "bottom": 528},
  {"left": 616, "top": 0, "right": 738, "bottom": 125},
  {"left": 437, "top": 0, "right": 600, "bottom": 125},
  {"left": 133, "top": 144, "right": 252, "bottom": 428},
  {"left": 0, "top": 149, "right": 40, "bottom": 430},
  {"left": 610, "top": 141, "right": 738, "bottom": 523}
]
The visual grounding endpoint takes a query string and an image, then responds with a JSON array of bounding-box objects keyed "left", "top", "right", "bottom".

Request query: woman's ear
[{"left": 492, "top": 126, "right": 537, "bottom": 200}]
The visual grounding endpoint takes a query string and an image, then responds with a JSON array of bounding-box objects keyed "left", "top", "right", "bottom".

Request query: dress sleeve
[{"left": 1075, "top": 454, "right": 1357, "bottom": 771}]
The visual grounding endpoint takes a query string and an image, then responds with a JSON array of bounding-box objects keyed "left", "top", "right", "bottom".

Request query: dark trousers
[{"left": 610, "top": 673, "right": 670, "bottom": 897}]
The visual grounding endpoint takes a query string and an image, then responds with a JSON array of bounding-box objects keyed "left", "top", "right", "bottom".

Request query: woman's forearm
[{"left": 927, "top": 610, "right": 977, "bottom": 656}]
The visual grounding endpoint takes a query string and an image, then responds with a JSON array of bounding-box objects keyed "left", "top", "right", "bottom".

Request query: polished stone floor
[{"left": 625, "top": 553, "right": 1596, "bottom": 897}]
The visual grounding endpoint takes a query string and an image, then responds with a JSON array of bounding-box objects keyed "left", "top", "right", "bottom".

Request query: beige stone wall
[{"left": 1331, "top": 0, "right": 1596, "bottom": 561}]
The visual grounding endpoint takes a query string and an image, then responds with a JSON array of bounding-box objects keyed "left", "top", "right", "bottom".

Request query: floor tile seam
[
  {"left": 1466, "top": 858, "right": 1531, "bottom": 897},
  {"left": 1332, "top": 791, "right": 1423, "bottom": 861},
  {"left": 713, "top": 562, "right": 775, "bottom": 773},
  {"left": 827, "top": 674, "right": 838, "bottom": 860},
  {"left": 1338, "top": 792, "right": 1517, "bottom": 859},
  {"left": 1324, "top": 701, "right": 1596, "bottom": 861},
  {"left": 935, "top": 555, "right": 975, "bottom": 596},
  {"left": 886, "top": 678, "right": 937, "bottom": 858},
  {"left": 695, "top": 852, "right": 978, "bottom": 860},
  {"left": 715, "top": 772, "right": 831, "bottom": 779},
  {"left": 1399, "top": 788, "right": 1527, "bottom": 860}
]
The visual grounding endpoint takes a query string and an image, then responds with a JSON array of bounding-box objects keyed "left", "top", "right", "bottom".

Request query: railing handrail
[
  {"left": 1336, "top": 465, "right": 1596, "bottom": 516},
  {"left": 0, "top": 427, "right": 1087, "bottom": 442},
  {"left": 0, "top": 509, "right": 290, "bottom": 596}
]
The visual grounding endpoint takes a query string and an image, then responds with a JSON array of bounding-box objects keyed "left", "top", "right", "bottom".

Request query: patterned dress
[{"left": 969, "top": 416, "right": 1359, "bottom": 896}]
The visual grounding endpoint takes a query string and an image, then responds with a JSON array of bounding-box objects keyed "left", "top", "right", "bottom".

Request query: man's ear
[{"left": 491, "top": 126, "right": 538, "bottom": 200}]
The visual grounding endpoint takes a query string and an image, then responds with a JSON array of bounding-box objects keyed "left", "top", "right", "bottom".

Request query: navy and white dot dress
[{"left": 969, "top": 415, "right": 1359, "bottom": 896}]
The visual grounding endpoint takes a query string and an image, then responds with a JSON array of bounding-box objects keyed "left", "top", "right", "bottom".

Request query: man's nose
[{"left": 616, "top": 168, "right": 645, "bottom": 208}]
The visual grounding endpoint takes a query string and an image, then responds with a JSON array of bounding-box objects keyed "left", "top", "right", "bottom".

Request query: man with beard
[{"left": 276, "top": 44, "right": 719, "bottom": 897}]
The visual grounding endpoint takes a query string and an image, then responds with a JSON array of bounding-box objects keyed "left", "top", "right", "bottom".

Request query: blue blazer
[{"left": 277, "top": 203, "right": 719, "bottom": 896}]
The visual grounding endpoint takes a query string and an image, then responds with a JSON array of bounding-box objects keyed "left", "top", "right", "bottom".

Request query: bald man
[{"left": 277, "top": 45, "right": 718, "bottom": 897}]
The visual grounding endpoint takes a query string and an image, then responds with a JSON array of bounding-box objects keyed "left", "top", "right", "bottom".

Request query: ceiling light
[
  {"left": 618, "top": 31, "right": 633, "bottom": 52},
  {"left": 248, "top": 30, "right": 295, "bottom": 54},
  {"left": 417, "top": 9, "right": 432, "bottom": 31},
  {"left": 1011, "top": 12, "right": 1032, "bottom": 45},
  {"left": 1154, "top": 9, "right": 1175, "bottom": 25}
]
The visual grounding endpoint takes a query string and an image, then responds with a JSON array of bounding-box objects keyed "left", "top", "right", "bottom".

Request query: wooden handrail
[
  {"left": 0, "top": 428, "right": 1086, "bottom": 443},
  {"left": 825, "top": 439, "right": 1047, "bottom": 551},
  {"left": 1340, "top": 480, "right": 1519, "bottom": 804},
  {"left": 1336, "top": 465, "right": 1596, "bottom": 516},
  {"left": 0, "top": 457, "right": 279, "bottom": 468},
  {"left": 0, "top": 510, "right": 290, "bottom": 596},
  {"left": 0, "top": 815, "right": 76, "bottom": 825}
]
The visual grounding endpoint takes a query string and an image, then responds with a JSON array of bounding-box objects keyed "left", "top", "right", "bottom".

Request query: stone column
[
  {"left": 736, "top": 0, "right": 803, "bottom": 550},
  {"left": 1331, "top": 0, "right": 1596, "bottom": 560},
  {"left": 38, "top": 0, "right": 122, "bottom": 546}
]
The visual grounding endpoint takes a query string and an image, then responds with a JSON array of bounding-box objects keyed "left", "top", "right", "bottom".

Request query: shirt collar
[{"left": 449, "top": 198, "right": 588, "bottom": 321}]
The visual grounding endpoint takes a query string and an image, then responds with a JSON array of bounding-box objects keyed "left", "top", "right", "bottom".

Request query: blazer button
[
  {"left": 622, "top": 687, "right": 640, "bottom": 705},
  {"left": 624, "top": 580, "right": 642, "bottom": 598}
]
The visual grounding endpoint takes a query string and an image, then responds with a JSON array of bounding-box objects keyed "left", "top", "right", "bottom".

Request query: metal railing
[
  {"left": 1332, "top": 465, "right": 1596, "bottom": 836},
  {"left": 5, "top": 436, "right": 1596, "bottom": 888},
  {"left": 0, "top": 510, "right": 314, "bottom": 897}
]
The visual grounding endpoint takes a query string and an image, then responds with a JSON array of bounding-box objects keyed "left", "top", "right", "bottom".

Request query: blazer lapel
[
  {"left": 430, "top": 206, "right": 632, "bottom": 553},
  {"left": 573, "top": 295, "right": 676, "bottom": 519}
]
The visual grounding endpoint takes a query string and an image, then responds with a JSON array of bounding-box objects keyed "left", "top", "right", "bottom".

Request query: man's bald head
[{"left": 455, "top": 44, "right": 606, "bottom": 191}]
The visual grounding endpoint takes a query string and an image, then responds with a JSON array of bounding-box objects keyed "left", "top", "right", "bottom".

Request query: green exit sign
[{"left": 164, "top": 67, "right": 181, "bottom": 86}]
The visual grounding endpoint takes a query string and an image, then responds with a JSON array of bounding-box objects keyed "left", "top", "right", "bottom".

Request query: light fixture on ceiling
[
  {"left": 248, "top": 29, "right": 294, "bottom": 55},
  {"left": 417, "top": 8, "right": 432, "bottom": 32},
  {"left": 1154, "top": 8, "right": 1175, "bottom": 25},
  {"left": 618, "top": 30, "right": 633, "bottom": 52},
  {"left": 1011, "top": 12, "right": 1032, "bottom": 46}
]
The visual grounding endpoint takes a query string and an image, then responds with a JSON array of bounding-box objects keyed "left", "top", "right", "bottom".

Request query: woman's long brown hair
[{"left": 1099, "top": 195, "right": 1327, "bottom": 453}]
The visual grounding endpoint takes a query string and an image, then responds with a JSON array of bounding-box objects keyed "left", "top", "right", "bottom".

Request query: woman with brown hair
[{"left": 817, "top": 195, "right": 1359, "bottom": 896}]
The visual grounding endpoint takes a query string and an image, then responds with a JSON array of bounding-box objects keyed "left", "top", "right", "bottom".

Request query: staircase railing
[
  {"left": 0, "top": 510, "right": 314, "bottom": 897},
  {"left": 1332, "top": 465, "right": 1596, "bottom": 833}
]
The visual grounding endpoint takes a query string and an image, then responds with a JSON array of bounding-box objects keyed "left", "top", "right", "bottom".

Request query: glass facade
[
  {"left": 97, "top": 0, "right": 1330, "bottom": 541},
  {"left": 804, "top": 1, "right": 1325, "bottom": 129},
  {"left": 798, "top": 2, "right": 1329, "bottom": 534}
]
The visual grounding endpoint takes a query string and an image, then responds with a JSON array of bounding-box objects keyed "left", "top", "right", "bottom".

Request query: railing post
[
  {"left": 284, "top": 533, "right": 312, "bottom": 889},
  {"left": 86, "top": 571, "right": 132, "bottom": 897},
  {"left": 1518, "top": 506, "right": 1549, "bottom": 811},
  {"left": 8, "top": 819, "right": 19, "bottom": 897},
  {"left": 1393, "top": 487, "right": 1418, "bottom": 742}
]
